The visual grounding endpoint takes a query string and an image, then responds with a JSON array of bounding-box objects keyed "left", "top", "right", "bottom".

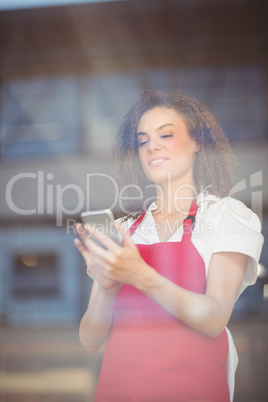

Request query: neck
[{"left": 154, "top": 173, "right": 197, "bottom": 216}]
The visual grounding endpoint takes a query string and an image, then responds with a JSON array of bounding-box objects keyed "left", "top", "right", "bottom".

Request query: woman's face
[{"left": 137, "top": 107, "right": 199, "bottom": 186}]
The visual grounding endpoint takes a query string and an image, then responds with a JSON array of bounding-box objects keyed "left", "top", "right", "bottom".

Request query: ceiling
[
  {"left": 0, "top": 0, "right": 117, "bottom": 11},
  {"left": 0, "top": 0, "right": 267, "bottom": 78}
]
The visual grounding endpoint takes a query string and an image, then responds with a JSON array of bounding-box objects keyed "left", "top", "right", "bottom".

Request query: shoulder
[
  {"left": 198, "top": 193, "right": 262, "bottom": 234},
  {"left": 196, "top": 193, "right": 264, "bottom": 291}
]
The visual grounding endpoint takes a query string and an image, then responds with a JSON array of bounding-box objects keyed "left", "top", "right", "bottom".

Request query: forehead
[{"left": 137, "top": 107, "right": 186, "bottom": 132}]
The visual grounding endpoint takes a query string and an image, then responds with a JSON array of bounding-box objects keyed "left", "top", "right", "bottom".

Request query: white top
[{"left": 118, "top": 192, "right": 264, "bottom": 401}]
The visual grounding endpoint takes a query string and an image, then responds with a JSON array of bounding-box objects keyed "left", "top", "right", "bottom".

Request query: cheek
[
  {"left": 175, "top": 138, "right": 196, "bottom": 154},
  {"left": 169, "top": 139, "right": 184, "bottom": 154},
  {"left": 138, "top": 148, "right": 146, "bottom": 165},
  {"left": 170, "top": 140, "right": 196, "bottom": 164}
]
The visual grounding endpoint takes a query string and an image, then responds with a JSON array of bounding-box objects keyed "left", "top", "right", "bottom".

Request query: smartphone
[{"left": 81, "top": 209, "right": 121, "bottom": 248}]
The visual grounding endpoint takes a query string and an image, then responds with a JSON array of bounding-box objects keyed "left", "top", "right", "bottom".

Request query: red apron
[{"left": 94, "top": 201, "right": 229, "bottom": 402}]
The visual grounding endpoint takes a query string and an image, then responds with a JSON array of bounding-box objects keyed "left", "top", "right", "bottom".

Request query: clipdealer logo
[
  {"left": 227, "top": 170, "right": 263, "bottom": 228},
  {"left": 4, "top": 170, "right": 201, "bottom": 228},
  {"left": 5, "top": 170, "right": 263, "bottom": 228},
  {"left": 5, "top": 171, "right": 141, "bottom": 226}
]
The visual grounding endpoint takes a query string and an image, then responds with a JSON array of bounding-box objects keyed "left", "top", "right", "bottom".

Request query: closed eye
[
  {"left": 161, "top": 134, "right": 173, "bottom": 139},
  {"left": 138, "top": 140, "right": 148, "bottom": 147},
  {"left": 137, "top": 136, "right": 149, "bottom": 147}
]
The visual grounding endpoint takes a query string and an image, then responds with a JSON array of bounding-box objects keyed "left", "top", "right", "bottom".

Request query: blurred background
[{"left": 0, "top": 0, "right": 267, "bottom": 401}]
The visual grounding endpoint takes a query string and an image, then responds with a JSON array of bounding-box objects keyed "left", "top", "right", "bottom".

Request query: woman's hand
[
  {"left": 75, "top": 222, "right": 149, "bottom": 290},
  {"left": 74, "top": 221, "right": 149, "bottom": 291},
  {"left": 74, "top": 223, "right": 122, "bottom": 293}
]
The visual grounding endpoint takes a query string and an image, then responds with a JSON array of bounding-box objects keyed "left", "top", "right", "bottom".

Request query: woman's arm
[
  {"left": 79, "top": 281, "right": 119, "bottom": 352},
  {"left": 136, "top": 251, "right": 248, "bottom": 337},
  {"left": 85, "top": 223, "right": 248, "bottom": 338},
  {"left": 75, "top": 224, "right": 122, "bottom": 352}
]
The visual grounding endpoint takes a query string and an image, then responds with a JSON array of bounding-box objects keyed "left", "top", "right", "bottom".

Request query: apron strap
[
  {"left": 128, "top": 211, "right": 147, "bottom": 237},
  {"left": 182, "top": 199, "right": 198, "bottom": 241}
]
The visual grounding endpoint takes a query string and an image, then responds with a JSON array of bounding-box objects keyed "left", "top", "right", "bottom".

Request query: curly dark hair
[{"left": 113, "top": 90, "right": 235, "bottom": 215}]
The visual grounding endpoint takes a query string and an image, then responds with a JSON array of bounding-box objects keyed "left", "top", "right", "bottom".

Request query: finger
[
  {"left": 115, "top": 222, "right": 136, "bottom": 248},
  {"left": 81, "top": 223, "right": 112, "bottom": 248},
  {"left": 85, "top": 234, "right": 118, "bottom": 266},
  {"left": 76, "top": 223, "right": 90, "bottom": 241},
  {"left": 74, "top": 238, "right": 94, "bottom": 268},
  {"left": 89, "top": 225, "right": 123, "bottom": 253},
  {"left": 74, "top": 238, "right": 106, "bottom": 280},
  {"left": 86, "top": 266, "right": 95, "bottom": 280},
  {"left": 75, "top": 222, "right": 106, "bottom": 252},
  {"left": 90, "top": 255, "right": 113, "bottom": 274}
]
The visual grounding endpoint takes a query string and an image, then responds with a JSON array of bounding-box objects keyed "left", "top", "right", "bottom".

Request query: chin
[{"left": 145, "top": 173, "right": 169, "bottom": 185}]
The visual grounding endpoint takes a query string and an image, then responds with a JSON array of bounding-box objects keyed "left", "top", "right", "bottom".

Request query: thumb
[{"left": 114, "top": 221, "right": 135, "bottom": 248}]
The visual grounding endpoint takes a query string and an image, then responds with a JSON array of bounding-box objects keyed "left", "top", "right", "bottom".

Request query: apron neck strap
[
  {"left": 182, "top": 199, "right": 198, "bottom": 241},
  {"left": 128, "top": 211, "right": 147, "bottom": 237}
]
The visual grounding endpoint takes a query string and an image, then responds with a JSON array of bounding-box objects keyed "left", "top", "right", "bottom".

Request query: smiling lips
[{"left": 149, "top": 156, "right": 168, "bottom": 167}]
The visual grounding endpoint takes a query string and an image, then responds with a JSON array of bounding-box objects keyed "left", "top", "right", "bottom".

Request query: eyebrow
[{"left": 136, "top": 123, "right": 175, "bottom": 137}]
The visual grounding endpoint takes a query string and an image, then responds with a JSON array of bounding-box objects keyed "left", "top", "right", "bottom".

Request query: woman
[{"left": 74, "top": 91, "right": 263, "bottom": 402}]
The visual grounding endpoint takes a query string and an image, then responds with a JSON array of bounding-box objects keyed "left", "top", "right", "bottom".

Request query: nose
[{"left": 147, "top": 136, "right": 161, "bottom": 152}]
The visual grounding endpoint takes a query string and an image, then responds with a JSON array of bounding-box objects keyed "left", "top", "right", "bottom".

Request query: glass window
[
  {"left": 0, "top": 75, "right": 80, "bottom": 160},
  {"left": 12, "top": 252, "right": 59, "bottom": 298}
]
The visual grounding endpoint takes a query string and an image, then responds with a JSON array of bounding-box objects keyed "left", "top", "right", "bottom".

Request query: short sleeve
[{"left": 211, "top": 197, "right": 264, "bottom": 295}]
